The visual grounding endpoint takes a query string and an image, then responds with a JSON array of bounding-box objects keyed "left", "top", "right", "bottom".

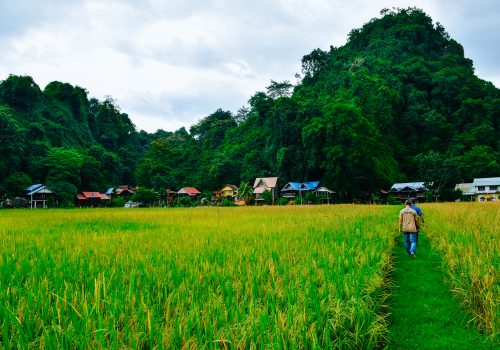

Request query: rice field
[
  {"left": 1, "top": 203, "right": 498, "bottom": 348},
  {"left": 0, "top": 206, "right": 396, "bottom": 349},
  {"left": 423, "top": 202, "right": 499, "bottom": 340}
]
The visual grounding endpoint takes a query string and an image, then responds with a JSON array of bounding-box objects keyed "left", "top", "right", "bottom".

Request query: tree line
[{"left": 1, "top": 7, "right": 498, "bottom": 204}]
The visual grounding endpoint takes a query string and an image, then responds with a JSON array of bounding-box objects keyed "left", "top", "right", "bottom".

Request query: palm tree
[{"left": 236, "top": 181, "right": 253, "bottom": 204}]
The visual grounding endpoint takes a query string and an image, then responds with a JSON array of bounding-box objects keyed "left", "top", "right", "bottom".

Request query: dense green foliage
[
  {"left": 0, "top": 77, "right": 155, "bottom": 198},
  {"left": 131, "top": 8, "right": 500, "bottom": 200},
  {"left": 1, "top": 8, "right": 498, "bottom": 202}
]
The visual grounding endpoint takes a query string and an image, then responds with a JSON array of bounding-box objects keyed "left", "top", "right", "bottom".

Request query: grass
[
  {"left": 0, "top": 205, "right": 396, "bottom": 349},
  {"left": 388, "top": 231, "right": 497, "bottom": 349}
]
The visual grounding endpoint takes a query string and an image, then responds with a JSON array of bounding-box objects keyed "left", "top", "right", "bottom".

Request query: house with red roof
[
  {"left": 115, "top": 185, "right": 136, "bottom": 198},
  {"left": 76, "top": 192, "right": 110, "bottom": 207},
  {"left": 177, "top": 187, "right": 201, "bottom": 200}
]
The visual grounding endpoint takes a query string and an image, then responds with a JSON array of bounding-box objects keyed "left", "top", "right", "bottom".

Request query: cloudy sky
[{"left": 1, "top": 0, "right": 498, "bottom": 132}]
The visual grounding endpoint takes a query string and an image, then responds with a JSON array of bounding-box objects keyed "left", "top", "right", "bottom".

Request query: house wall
[
  {"left": 476, "top": 193, "right": 499, "bottom": 202},
  {"left": 388, "top": 191, "right": 426, "bottom": 201},
  {"left": 221, "top": 190, "right": 234, "bottom": 197},
  {"left": 475, "top": 184, "right": 499, "bottom": 202}
]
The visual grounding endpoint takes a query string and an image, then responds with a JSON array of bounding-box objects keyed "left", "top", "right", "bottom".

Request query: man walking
[
  {"left": 410, "top": 198, "right": 425, "bottom": 244},
  {"left": 398, "top": 199, "right": 420, "bottom": 258},
  {"left": 410, "top": 199, "right": 425, "bottom": 227}
]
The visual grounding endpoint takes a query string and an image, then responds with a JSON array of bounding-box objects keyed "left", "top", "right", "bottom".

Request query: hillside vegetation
[{"left": 1, "top": 8, "right": 498, "bottom": 202}]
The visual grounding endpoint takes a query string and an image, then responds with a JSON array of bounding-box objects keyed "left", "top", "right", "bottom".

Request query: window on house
[
  {"left": 489, "top": 186, "right": 497, "bottom": 191},
  {"left": 478, "top": 186, "right": 485, "bottom": 191}
]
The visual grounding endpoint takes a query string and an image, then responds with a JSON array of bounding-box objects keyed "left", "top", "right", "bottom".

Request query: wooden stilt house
[
  {"left": 281, "top": 181, "right": 320, "bottom": 204},
  {"left": 25, "top": 184, "right": 54, "bottom": 208},
  {"left": 253, "top": 177, "right": 278, "bottom": 204},
  {"left": 313, "top": 186, "right": 336, "bottom": 204}
]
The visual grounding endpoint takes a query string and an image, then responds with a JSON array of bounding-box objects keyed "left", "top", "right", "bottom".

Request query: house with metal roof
[
  {"left": 313, "top": 186, "right": 336, "bottom": 204},
  {"left": 215, "top": 184, "right": 238, "bottom": 199},
  {"left": 115, "top": 185, "right": 136, "bottom": 198},
  {"left": 303, "top": 181, "right": 320, "bottom": 191},
  {"left": 76, "top": 192, "right": 110, "bottom": 207},
  {"left": 281, "top": 182, "right": 302, "bottom": 200},
  {"left": 24, "top": 184, "right": 54, "bottom": 208},
  {"left": 454, "top": 183, "right": 475, "bottom": 201},
  {"left": 473, "top": 177, "right": 500, "bottom": 202},
  {"left": 253, "top": 177, "right": 278, "bottom": 204},
  {"left": 389, "top": 182, "right": 428, "bottom": 202},
  {"left": 177, "top": 187, "right": 201, "bottom": 200},
  {"left": 105, "top": 188, "right": 115, "bottom": 198},
  {"left": 281, "top": 181, "right": 320, "bottom": 203}
]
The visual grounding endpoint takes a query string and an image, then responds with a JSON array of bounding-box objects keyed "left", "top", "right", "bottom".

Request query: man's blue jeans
[{"left": 403, "top": 232, "right": 418, "bottom": 254}]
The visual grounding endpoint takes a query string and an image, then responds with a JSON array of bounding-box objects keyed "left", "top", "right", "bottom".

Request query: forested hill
[
  {"left": 1, "top": 7, "right": 499, "bottom": 202},
  {"left": 0, "top": 79, "right": 160, "bottom": 200}
]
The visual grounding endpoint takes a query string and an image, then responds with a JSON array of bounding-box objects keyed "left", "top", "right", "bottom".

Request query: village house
[
  {"left": 161, "top": 189, "right": 177, "bottom": 206},
  {"left": 389, "top": 182, "right": 428, "bottom": 202},
  {"left": 253, "top": 177, "right": 278, "bottom": 204},
  {"left": 454, "top": 183, "right": 475, "bottom": 201},
  {"left": 215, "top": 184, "right": 238, "bottom": 199},
  {"left": 105, "top": 188, "right": 114, "bottom": 199},
  {"left": 115, "top": 185, "right": 136, "bottom": 198},
  {"left": 177, "top": 187, "right": 201, "bottom": 200},
  {"left": 76, "top": 192, "right": 110, "bottom": 207},
  {"left": 281, "top": 181, "right": 320, "bottom": 203},
  {"left": 313, "top": 186, "right": 336, "bottom": 204},
  {"left": 473, "top": 177, "right": 500, "bottom": 202},
  {"left": 24, "top": 184, "right": 54, "bottom": 208}
]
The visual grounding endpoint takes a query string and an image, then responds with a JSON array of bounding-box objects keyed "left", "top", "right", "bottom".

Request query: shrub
[
  {"left": 109, "top": 197, "right": 126, "bottom": 208},
  {"left": 386, "top": 195, "right": 399, "bottom": 205},
  {"left": 305, "top": 192, "right": 320, "bottom": 205},
  {"left": 277, "top": 197, "right": 288, "bottom": 206},
  {"left": 425, "top": 191, "right": 434, "bottom": 202},
  {"left": 262, "top": 189, "right": 273, "bottom": 205},
  {"left": 131, "top": 188, "right": 159, "bottom": 207},
  {"left": 178, "top": 196, "right": 192, "bottom": 207},
  {"left": 223, "top": 199, "right": 235, "bottom": 207}
]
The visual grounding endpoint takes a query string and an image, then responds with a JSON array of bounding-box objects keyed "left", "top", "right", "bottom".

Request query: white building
[{"left": 473, "top": 177, "right": 500, "bottom": 202}]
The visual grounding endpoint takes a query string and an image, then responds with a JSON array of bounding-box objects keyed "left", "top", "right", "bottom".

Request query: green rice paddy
[{"left": 0, "top": 204, "right": 498, "bottom": 349}]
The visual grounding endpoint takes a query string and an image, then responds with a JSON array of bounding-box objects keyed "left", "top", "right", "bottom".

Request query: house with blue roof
[
  {"left": 24, "top": 184, "right": 54, "bottom": 208},
  {"left": 281, "top": 181, "right": 320, "bottom": 203}
]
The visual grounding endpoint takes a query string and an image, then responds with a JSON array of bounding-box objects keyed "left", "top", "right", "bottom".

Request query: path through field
[{"left": 388, "top": 231, "right": 496, "bottom": 349}]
